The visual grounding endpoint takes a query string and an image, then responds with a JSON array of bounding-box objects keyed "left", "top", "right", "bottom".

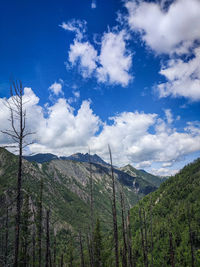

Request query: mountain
[
  {"left": 60, "top": 152, "right": 109, "bottom": 165},
  {"left": 120, "top": 164, "right": 165, "bottom": 187},
  {"left": 118, "top": 158, "right": 200, "bottom": 266},
  {"left": 23, "top": 152, "right": 109, "bottom": 165},
  {"left": 0, "top": 147, "right": 167, "bottom": 266},
  {"left": 23, "top": 153, "right": 59, "bottom": 163},
  {"left": 0, "top": 148, "right": 158, "bottom": 232}
]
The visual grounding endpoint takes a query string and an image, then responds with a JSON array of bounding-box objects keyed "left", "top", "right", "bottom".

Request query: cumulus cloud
[
  {"left": 150, "top": 167, "right": 178, "bottom": 177},
  {"left": 62, "top": 19, "right": 133, "bottom": 86},
  {"left": 0, "top": 88, "right": 100, "bottom": 155},
  {"left": 125, "top": 0, "right": 200, "bottom": 54},
  {"left": 89, "top": 111, "right": 200, "bottom": 169},
  {"left": 97, "top": 31, "right": 132, "bottom": 86},
  {"left": 49, "top": 82, "right": 63, "bottom": 95},
  {"left": 1, "top": 88, "right": 200, "bottom": 176},
  {"left": 68, "top": 40, "right": 97, "bottom": 77},
  {"left": 158, "top": 47, "right": 200, "bottom": 101}
]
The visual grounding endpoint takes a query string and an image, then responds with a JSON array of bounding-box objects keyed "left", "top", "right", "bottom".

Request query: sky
[{"left": 0, "top": 0, "right": 200, "bottom": 176}]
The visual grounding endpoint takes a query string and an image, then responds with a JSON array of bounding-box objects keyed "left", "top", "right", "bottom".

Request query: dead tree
[
  {"left": 150, "top": 197, "right": 154, "bottom": 267},
  {"left": 37, "top": 177, "right": 44, "bottom": 267},
  {"left": 32, "top": 226, "right": 36, "bottom": 267},
  {"left": 79, "top": 232, "right": 85, "bottom": 267},
  {"left": 89, "top": 149, "right": 94, "bottom": 267},
  {"left": 108, "top": 145, "right": 119, "bottom": 267},
  {"left": 139, "top": 207, "right": 148, "bottom": 267},
  {"left": 1, "top": 81, "right": 33, "bottom": 267},
  {"left": 120, "top": 189, "right": 127, "bottom": 267},
  {"left": 143, "top": 208, "right": 149, "bottom": 267},
  {"left": 53, "top": 233, "right": 57, "bottom": 267},
  {"left": 45, "top": 210, "right": 50, "bottom": 267},
  {"left": 5, "top": 207, "right": 8, "bottom": 266},
  {"left": 127, "top": 210, "right": 133, "bottom": 267}
]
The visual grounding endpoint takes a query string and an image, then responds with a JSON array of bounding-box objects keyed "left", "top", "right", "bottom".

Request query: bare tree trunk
[
  {"left": 45, "top": 210, "right": 50, "bottom": 267},
  {"left": 5, "top": 206, "right": 8, "bottom": 266},
  {"left": 32, "top": 227, "right": 36, "bottom": 267},
  {"left": 79, "top": 232, "right": 85, "bottom": 267},
  {"left": 139, "top": 208, "right": 148, "bottom": 267},
  {"left": 1, "top": 81, "right": 34, "bottom": 267},
  {"left": 14, "top": 84, "right": 23, "bottom": 267},
  {"left": 150, "top": 198, "right": 154, "bottom": 267},
  {"left": 143, "top": 208, "right": 149, "bottom": 267},
  {"left": 53, "top": 234, "right": 56, "bottom": 267},
  {"left": 87, "top": 234, "right": 93, "bottom": 267},
  {"left": 89, "top": 151, "right": 94, "bottom": 267},
  {"left": 108, "top": 145, "right": 119, "bottom": 267},
  {"left": 60, "top": 253, "right": 63, "bottom": 267},
  {"left": 38, "top": 178, "right": 43, "bottom": 267},
  {"left": 127, "top": 210, "right": 133, "bottom": 267},
  {"left": 120, "top": 190, "right": 127, "bottom": 267}
]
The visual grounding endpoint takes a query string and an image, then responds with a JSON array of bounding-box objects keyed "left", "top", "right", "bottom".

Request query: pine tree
[{"left": 108, "top": 145, "right": 119, "bottom": 267}]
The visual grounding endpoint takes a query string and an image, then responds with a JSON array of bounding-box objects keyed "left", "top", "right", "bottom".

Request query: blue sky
[{"left": 0, "top": 0, "right": 200, "bottom": 176}]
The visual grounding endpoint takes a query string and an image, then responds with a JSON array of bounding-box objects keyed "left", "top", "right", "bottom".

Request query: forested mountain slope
[
  {"left": 0, "top": 147, "right": 158, "bottom": 232},
  {"left": 126, "top": 158, "right": 200, "bottom": 267}
]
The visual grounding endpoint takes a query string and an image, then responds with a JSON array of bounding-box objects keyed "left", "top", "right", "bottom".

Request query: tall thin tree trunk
[
  {"left": 108, "top": 145, "right": 119, "bottom": 267},
  {"left": 150, "top": 198, "right": 154, "bottom": 267},
  {"left": 60, "top": 253, "right": 63, "bottom": 267},
  {"left": 5, "top": 206, "right": 8, "bottom": 266},
  {"left": 89, "top": 151, "right": 94, "bottom": 267},
  {"left": 127, "top": 210, "right": 133, "bottom": 267},
  {"left": 79, "top": 232, "right": 85, "bottom": 267},
  {"left": 143, "top": 208, "right": 149, "bottom": 267},
  {"left": 38, "top": 178, "right": 43, "bottom": 267},
  {"left": 120, "top": 190, "right": 127, "bottom": 267},
  {"left": 139, "top": 208, "right": 148, "bottom": 267},
  {"left": 32, "top": 227, "right": 36, "bottom": 267},
  {"left": 14, "top": 131, "right": 23, "bottom": 267},
  {"left": 53, "top": 234, "right": 56, "bottom": 267},
  {"left": 45, "top": 210, "right": 50, "bottom": 267},
  {"left": 87, "top": 233, "right": 93, "bottom": 267}
]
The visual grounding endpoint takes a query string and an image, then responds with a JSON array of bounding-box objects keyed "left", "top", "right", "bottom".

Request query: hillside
[
  {"left": 120, "top": 164, "right": 165, "bottom": 187},
  {"left": 125, "top": 158, "right": 200, "bottom": 266},
  {"left": 0, "top": 148, "right": 158, "bottom": 233}
]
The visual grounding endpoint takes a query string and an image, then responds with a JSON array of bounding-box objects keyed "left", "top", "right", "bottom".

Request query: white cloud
[
  {"left": 151, "top": 167, "right": 178, "bottom": 177},
  {"left": 49, "top": 82, "right": 63, "bottom": 95},
  {"left": 68, "top": 40, "right": 97, "bottom": 77},
  {"left": 89, "top": 110, "right": 200, "bottom": 169},
  {"left": 125, "top": 0, "right": 200, "bottom": 54},
  {"left": 60, "top": 19, "right": 87, "bottom": 40},
  {"left": 62, "top": 19, "right": 133, "bottom": 86},
  {"left": 158, "top": 47, "right": 200, "bottom": 101},
  {"left": 164, "top": 109, "right": 173, "bottom": 124},
  {"left": 91, "top": 0, "right": 96, "bottom": 9},
  {"left": 97, "top": 31, "right": 132, "bottom": 86},
  {"left": 1, "top": 88, "right": 200, "bottom": 176},
  {"left": 0, "top": 88, "right": 100, "bottom": 155}
]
